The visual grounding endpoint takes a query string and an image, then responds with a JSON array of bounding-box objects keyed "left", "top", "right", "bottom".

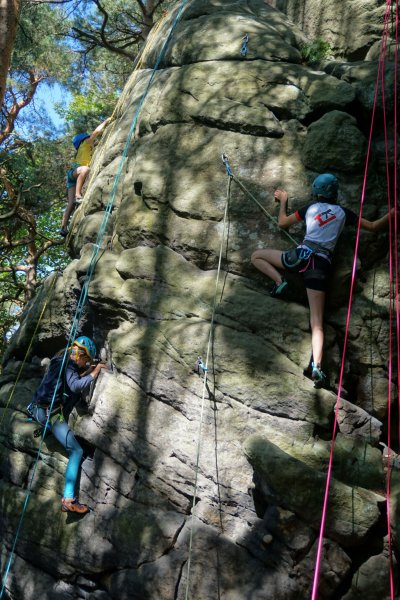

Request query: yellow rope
[{"left": 0, "top": 272, "right": 58, "bottom": 428}]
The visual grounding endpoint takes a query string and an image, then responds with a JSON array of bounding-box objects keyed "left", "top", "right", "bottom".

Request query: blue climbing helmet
[
  {"left": 312, "top": 173, "right": 339, "bottom": 200},
  {"left": 72, "top": 133, "right": 90, "bottom": 150},
  {"left": 72, "top": 336, "right": 96, "bottom": 360}
]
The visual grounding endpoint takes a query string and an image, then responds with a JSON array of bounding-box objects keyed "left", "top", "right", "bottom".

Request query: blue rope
[{"left": 0, "top": 2, "right": 189, "bottom": 596}]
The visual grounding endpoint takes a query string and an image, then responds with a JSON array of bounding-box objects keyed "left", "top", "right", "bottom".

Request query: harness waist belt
[{"left": 301, "top": 240, "right": 332, "bottom": 258}]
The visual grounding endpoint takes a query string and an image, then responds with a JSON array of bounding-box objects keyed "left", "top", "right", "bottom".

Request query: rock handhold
[{"left": 244, "top": 435, "right": 385, "bottom": 547}]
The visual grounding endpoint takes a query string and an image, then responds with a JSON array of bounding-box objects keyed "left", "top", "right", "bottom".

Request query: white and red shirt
[{"left": 295, "top": 202, "right": 358, "bottom": 253}]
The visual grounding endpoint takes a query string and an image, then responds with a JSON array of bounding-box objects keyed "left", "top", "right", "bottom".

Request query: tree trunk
[{"left": 0, "top": 0, "right": 20, "bottom": 109}]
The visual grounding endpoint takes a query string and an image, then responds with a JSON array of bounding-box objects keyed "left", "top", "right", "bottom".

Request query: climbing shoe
[
  {"left": 270, "top": 279, "right": 288, "bottom": 298},
  {"left": 311, "top": 363, "right": 326, "bottom": 388},
  {"left": 61, "top": 497, "right": 90, "bottom": 514},
  {"left": 59, "top": 228, "right": 68, "bottom": 238},
  {"left": 74, "top": 196, "right": 83, "bottom": 205}
]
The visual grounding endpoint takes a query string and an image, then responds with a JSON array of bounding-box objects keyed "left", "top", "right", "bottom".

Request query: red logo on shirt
[{"left": 314, "top": 209, "right": 336, "bottom": 227}]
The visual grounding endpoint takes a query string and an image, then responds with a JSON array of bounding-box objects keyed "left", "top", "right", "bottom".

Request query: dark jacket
[{"left": 32, "top": 356, "right": 94, "bottom": 406}]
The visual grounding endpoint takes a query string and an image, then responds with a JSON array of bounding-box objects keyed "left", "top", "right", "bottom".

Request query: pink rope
[
  {"left": 381, "top": 18, "right": 395, "bottom": 596},
  {"left": 394, "top": 0, "right": 400, "bottom": 449},
  {"left": 310, "top": 2, "right": 394, "bottom": 598}
]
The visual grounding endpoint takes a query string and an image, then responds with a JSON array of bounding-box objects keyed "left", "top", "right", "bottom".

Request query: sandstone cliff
[{"left": 0, "top": 1, "right": 399, "bottom": 599}]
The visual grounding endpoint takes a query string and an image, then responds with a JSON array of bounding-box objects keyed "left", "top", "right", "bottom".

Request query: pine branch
[{"left": 0, "top": 69, "right": 47, "bottom": 145}]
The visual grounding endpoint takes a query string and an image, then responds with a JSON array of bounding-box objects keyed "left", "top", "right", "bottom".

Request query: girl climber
[
  {"left": 251, "top": 173, "right": 395, "bottom": 387},
  {"left": 28, "top": 336, "right": 106, "bottom": 513}
]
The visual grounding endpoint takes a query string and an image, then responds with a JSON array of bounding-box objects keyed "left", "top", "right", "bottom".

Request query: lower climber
[
  {"left": 251, "top": 173, "right": 395, "bottom": 387},
  {"left": 28, "top": 336, "right": 106, "bottom": 513}
]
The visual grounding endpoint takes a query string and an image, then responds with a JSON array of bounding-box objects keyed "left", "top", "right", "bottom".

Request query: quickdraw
[
  {"left": 240, "top": 33, "right": 249, "bottom": 57},
  {"left": 194, "top": 356, "right": 208, "bottom": 378}
]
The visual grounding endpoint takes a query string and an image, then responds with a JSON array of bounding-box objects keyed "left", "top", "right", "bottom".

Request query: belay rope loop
[
  {"left": 184, "top": 176, "right": 232, "bottom": 600},
  {"left": 0, "top": 3, "right": 191, "bottom": 598},
  {"left": 221, "top": 153, "right": 299, "bottom": 246}
]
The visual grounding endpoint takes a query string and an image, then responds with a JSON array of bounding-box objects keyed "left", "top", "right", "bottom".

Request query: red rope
[
  {"left": 381, "top": 13, "right": 395, "bottom": 595},
  {"left": 394, "top": 1, "right": 400, "bottom": 449},
  {"left": 392, "top": 2, "right": 399, "bottom": 596},
  {"left": 310, "top": 2, "right": 394, "bottom": 598}
]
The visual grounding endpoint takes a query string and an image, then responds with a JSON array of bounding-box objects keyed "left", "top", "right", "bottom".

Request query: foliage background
[{"left": 0, "top": 0, "right": 173, "bottom": 361}]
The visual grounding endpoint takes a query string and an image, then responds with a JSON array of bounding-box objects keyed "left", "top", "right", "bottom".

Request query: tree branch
[
  {"left": 72, "top": 25, "right": 137, "bottom": 60},
  {"left": 0, "top": 293, "right": 23, "bottom": 305},
  {"left": 0, "top": 265, "right": 28, "bottom": 273},
  {"left": 0, "top": 68, "right": 47, "bottom": 145}
]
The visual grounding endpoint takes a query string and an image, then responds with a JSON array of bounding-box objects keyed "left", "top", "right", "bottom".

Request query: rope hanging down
[
  {"left": 184, "top": 176, "right": 232, "bottom": 600},
  {"left": 221, "top": 153, "right": 299, "bottom": 246},
  {"left": 311, "top": 1, "right": 397, "bottom": 598},
  {"left": 0, "top": 4, "right": 190, "bottom": 597},
  {"left": 392, "top": 0, "right": 400, "bottom": 447},
  {"left": 381, "top": 11, "right": 396, "bottom": 596}
]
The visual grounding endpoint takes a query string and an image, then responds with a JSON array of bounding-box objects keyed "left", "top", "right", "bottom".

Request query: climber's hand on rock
[
  {"left": 90, "top": 362, "right": 107, "bottom": 379},
  {"left": 274, "top": 189, "right": 288, "bottom": 204}
]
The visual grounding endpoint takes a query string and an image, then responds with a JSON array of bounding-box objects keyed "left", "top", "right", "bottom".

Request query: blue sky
[
  {"left": 16, "top": 81, "right": 71, "bottom": 139},
  {"left": 37, "top": 83, "right": 71, "bottom": 130}
]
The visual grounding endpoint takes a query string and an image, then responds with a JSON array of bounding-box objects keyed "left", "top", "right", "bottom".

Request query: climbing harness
[
  {"left": 240, "top": 33, "right": 249, "bottom": 57},
  {"left": 221, "top": 153, "right": 299, "bottom": 246},
  {"left": 26, "top": 402, "right": 63, "bottom": 437},
  {"left": 25, "top": 351, "right": 73, "bottom": 437},
  {"left": 311, "top": 1, "right": 398, "bottom": 598},
  {"left": 0, "top": 4, "right": 191, "bottom": 597}
]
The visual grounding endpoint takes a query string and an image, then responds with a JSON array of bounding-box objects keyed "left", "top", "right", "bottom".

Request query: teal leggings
[{"left": 33, "top": 406, "right": 83, "bottom": 499}]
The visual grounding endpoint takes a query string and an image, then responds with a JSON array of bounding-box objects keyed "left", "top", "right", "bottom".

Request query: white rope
[{"left": 184, "top": 177, "right": 232, "bottom": 600}]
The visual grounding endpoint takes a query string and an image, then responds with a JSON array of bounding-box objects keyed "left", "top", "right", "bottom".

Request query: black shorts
[{"left": 281, "top": 247, "right": 331, "bottom": 292}]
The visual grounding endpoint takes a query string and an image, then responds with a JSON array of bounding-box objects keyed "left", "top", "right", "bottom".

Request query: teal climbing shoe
[
  {"left": 312, "top": 363, "right": 326, "bottom": 388},
  {"left": 270, "top": 279, "right": 288, "bottom": 298}
]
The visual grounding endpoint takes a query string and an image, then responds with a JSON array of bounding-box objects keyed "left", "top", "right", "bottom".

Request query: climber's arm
[
  {"left": 360, "top": 208, "right": 396, "bottom": 232},
  {"left": 87, "top": 117, "right": 112, "bottom": 145}
]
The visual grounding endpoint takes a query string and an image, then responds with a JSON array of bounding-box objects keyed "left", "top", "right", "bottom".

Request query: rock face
[
  {"left": 267, "top": 0, "right": 389, "bottom": 60},
  {"left": 0, "top": 1, "right": 398, "bottom": 599}
]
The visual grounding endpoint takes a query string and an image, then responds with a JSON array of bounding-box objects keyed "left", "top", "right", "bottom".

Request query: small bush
[{"left": 301, "top": 39, "right": 332, "bottom": 65}]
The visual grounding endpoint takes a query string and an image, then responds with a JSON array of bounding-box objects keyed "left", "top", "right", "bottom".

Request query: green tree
[
  {"left": 0, "top": 138, "right": 69, "bottom": 307},
  {"left": 58, "top": 69, "right": 119, "bottom": 133},
  {"left": 63, "top": 0, "right": 176, "bottom": 131},
  {"left": 0, "top": 0, "right": 20, "bottom": 108},
  {"left": 1, "top": 0, "right": 73, "bottom": 145},
  {"left": 0, "top": 0, "right": 175, "bottom": 359},
  {"left": 0, "top": 1, "right": 75, "bottom": 359},
  {"left": 71, "top": 0, "right": 172, "bottom": 64}
]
